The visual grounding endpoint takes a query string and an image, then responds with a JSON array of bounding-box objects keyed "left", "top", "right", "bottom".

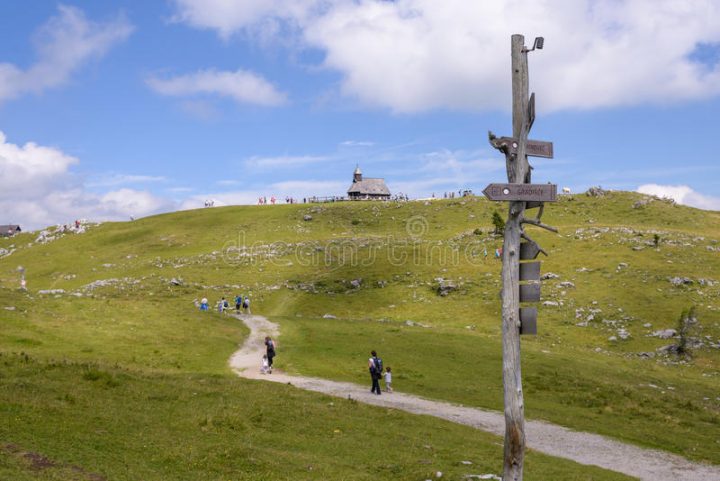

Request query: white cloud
[
  {"left": 171, "top": 0, "right": 720, "bottom": 113},
  {"left": 244, "top": 154, "right": 329, "bottom": 168},
  {"left": 170, "top": 0, "right": 323, "bottom": 39},
  {"left": 87, "top": 174, "right": 167, "bottom": 188},
  {"left": 0, "top": 5, "right": 133, "bottom": 104},
  {"left": 0, "top": 131, "right": 173, "bottom": 229},
  {"left": 637, "top": 184, "right": 720, "bottom": 211},
  {"left": 340, "top": 140, "right": 375, "bottom": 147},
  {"left": 146, "top": 69, "right": 287, "bottom": 106}
]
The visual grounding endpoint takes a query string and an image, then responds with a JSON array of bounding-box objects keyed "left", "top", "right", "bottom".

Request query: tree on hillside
[
  {"left": 492, "top": 211, "right": 505, "bottom": 235},
  {"left": 675, "top": 306, "right": 697, "bottom": 357}
]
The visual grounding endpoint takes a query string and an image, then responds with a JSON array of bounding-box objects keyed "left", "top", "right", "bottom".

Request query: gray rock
[
  {"left": 541, "top": 272, "right": 560, "bottom": 280},
  {"left": 38, "top": 289, "right": 65, "bottom": 295},
  {"left": 586, "top": 186, "right": 607, "bottom": 197},
  {"left": 303, "top": 214, "right": 313, "bottom": 221},
  {"left": 669, "top": 276, "right": 693, "bottom": 286},
  {"left": 169, "top": 277, "right": 183, "bottom": 286},
  {"left": 437, "top": 279, "right": 457, "bottom": 296},
  {"left": 542, "top": 301, "right": 559, "bottom": 307},
  {"left": 558, "top": 281, "right": 575, "bottom": 288},
  {"left": 653, "top": 329, "right": 677, "bottom": 339},
  {"left": 608, "top": 335, "right": 617, "bottom": 341},
  {"left": 322, "top": 314, "right": 337, "bottom": 319},
  {"left": 350, "top": 278, "right": 362, "bottom": 288}
]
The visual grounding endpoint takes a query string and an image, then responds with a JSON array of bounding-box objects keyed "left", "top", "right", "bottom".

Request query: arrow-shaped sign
[
  {"left": 483, "top": 183, "right": 557, "bottom": 202},
  {"left": 492, "top": 136, "right": 553, "bottom": 158}
]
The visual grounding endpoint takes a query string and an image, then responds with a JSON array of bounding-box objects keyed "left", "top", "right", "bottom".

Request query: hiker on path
[
  {"left": 368, "top": 350, "right": 382, "bottom": 395},
  {"left": 265, "top": 336, "right": 276, "bottom": 370},
  {"left": 384, "top": 366, "right": 393, "bottom": 393},
  {"left": 235, "top": 294, "right": 243, "bottom": 312},
  {"left": 243, "top": 296, "right": 251, "bottom": 314},
  {"left": 200, "top": 298, "right": 209, "bottom": 311}
]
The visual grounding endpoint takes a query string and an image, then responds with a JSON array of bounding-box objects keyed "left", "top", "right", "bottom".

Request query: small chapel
[{"left": 346, "top": 166, "right": 391, "bottom": 200}]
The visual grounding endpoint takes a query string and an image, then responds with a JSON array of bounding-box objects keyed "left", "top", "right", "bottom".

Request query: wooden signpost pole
[
  {"left": 485, "top": 34, "right": 556, "bottom": 480},
  {"left": 500, "top": 33, "right": 530, "bottom": 481}
]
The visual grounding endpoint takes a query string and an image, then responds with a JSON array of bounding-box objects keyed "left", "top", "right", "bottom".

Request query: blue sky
[{"left": 1, "top": 1, "right": 719, "bottom": 229}]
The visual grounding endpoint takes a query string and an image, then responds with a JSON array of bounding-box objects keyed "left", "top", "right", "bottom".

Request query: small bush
[
  {"left": 82, "top": 368, "right": 120, "bottom": 387},
  {"left": 675, "top": 306, "right": 697, "bottom": 357},
  {"left": 491, "top": 211, "right": 505, "bottom": 235}
]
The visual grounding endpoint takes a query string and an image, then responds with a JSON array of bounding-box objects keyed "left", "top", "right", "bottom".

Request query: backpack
[{"left": 372, "top": 357, "right": 383, "bottom": 375}]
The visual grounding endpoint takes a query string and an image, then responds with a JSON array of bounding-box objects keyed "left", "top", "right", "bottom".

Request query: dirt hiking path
[{"left": 229, "top": 314, "right": 720, "bottom": 481}]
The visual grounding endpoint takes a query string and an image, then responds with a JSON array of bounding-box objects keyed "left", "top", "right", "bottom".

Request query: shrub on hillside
[
  {"left": 675, "top": 306, "right": 697, "bottom": 357},
  {"left": 491, "top": 211, "right": 505, "bottom": 235}
]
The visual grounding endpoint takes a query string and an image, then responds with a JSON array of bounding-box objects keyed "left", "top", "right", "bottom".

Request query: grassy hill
[{"left": 1, "top": 191, "right": 719, "bottom": 479}]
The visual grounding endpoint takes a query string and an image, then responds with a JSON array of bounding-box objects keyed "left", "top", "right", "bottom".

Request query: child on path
[
  {"left": 200, "top": 298, "right": 209, "bottom": 311},
  {"left": 261, "top": 354, "right": 271, "bottom": 374},
  {"left": 243, "top": 296, "right": 251, "bottom": 314},
  {"left": 384, "top": 366, "right": 393, "bottom": 393}
]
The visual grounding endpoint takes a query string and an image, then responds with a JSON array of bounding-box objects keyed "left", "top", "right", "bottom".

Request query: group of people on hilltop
[
  {"left": 196, "top": 294, "right": 250, "bottom": 314},
  {"left": 440, "top": 189, "right": 473, "bottom": 199},
  {"left": 257, "top": 196, "right": 301, "bottom": 205}
]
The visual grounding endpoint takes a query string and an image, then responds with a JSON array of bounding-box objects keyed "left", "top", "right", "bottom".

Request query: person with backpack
[
  {"left": 234, "top": 294, "right": 243, "bottom": 312},
  {"left": 265, "top": 336, "right": 276, "bottom": 370},
  {"left": 368, "top": 350, "right": 383, "bottom": 395},
  {"left": 243, "top": 296, "right": 251, "bottom": 314}
]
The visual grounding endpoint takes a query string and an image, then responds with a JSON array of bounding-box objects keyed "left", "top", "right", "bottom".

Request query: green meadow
[{"left": 2, "top": 191, "right": 719, "bottom": 479}]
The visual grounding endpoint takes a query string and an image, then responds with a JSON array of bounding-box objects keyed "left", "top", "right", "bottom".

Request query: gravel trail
[{"left": 229, "top": 314, "right": 720, "bottom": 481}]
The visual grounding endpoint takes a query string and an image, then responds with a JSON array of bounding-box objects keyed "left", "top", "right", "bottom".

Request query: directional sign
[
  {"left": 491, "top": 136, "right": 553, "bottom": 158},
  {"left": 518, "top": 140, "right": 552, "bottom": 158},
  {"left": 520, "top": 241, "right": 541, "bottom": 260},
  {"left": 527, "top": 92, "right": 536, "bottom": 131},
  {"left": 520, "top": 307, "right": 537, "bottom": 335},
  {"left": 520, "top": 283, "right": 541, "bottom": 302},
  {"left": 482, "top": 183, "right": 557, "bottom": 202},
  {"left": 519, "top": 261, "right": 541, "bottom": 281}
]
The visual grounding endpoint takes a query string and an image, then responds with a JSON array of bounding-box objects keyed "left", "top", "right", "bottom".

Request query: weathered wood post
[
  {"left": 484, "top": 34, "right": 557, "bottom": 481},
  {"left": 501, "top": 33, "right": 530, "bottom": 481}
]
